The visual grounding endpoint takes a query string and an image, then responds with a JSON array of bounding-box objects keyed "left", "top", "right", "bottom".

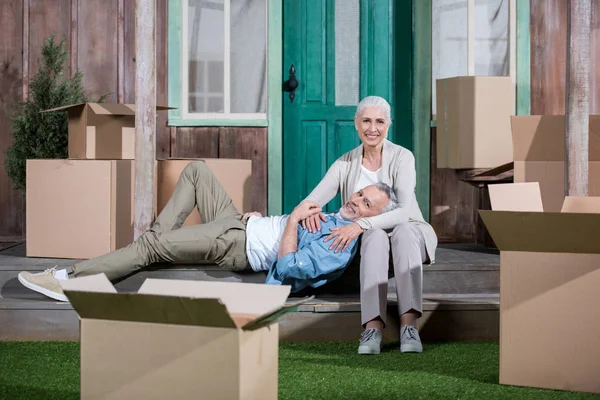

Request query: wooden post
[
  {"left": 565, "top": 0, "right": 591, "bottom": 197},
  {"left": 134, "top": 0, "right": 156, "bottom": 239}
]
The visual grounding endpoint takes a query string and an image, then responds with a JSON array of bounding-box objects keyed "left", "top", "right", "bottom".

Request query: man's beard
[{"left": 337, "top": 208, "right": 353, "bottom": 221}]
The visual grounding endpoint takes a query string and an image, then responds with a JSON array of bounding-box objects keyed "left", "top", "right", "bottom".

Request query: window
[
  {"left": 181, "top": 0, "right": 267, "bottom": 120},
  {"left": 432, "top": 0, "right": 517, "bottom": 115}
]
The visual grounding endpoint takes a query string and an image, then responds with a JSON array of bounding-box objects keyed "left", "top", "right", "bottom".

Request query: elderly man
[{"left": 18, "top": 161, "right": 398, "bottom": 301}]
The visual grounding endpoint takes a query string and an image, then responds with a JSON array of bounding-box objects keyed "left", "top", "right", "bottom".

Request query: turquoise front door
[{"left": 282, "top": 0, "right": 411, "bottom": 213}]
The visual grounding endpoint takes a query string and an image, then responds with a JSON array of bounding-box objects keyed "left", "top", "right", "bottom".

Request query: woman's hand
[
  {"left": 324, "top": 222, "right": 364, "bottom": 253},
  {"left": 242, "top": 211, "right": 262, "bottom": 223},
  {"left": 301, "top": 211, "right": 327, "bottom": 233}
]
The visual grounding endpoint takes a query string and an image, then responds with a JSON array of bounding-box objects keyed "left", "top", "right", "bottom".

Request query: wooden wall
[
  {"left": 0, "top": 0, "right": 268, "bottom": 241},
  {"left": 0, "top": 1, "right": 25, "bottom": 242},
  {"left": 429, "top": 128, "right": 483, "bottom": 244},
  {"left": 530, "top": 0, "right": 600, "bottom": 115}
]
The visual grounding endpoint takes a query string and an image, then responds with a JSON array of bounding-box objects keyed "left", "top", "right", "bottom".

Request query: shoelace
[
  {"left": 360, "top": 328, "right": 379, "bottom": 344},
  {"left": 401, "top": 326, "right": 418, "bottom": 341},
  {"left": 31, "top": 266, "right": 58, "bottom": 276}
]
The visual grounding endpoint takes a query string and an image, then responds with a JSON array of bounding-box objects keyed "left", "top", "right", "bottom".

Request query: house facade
[{"left": 0, "top": 0, "right": 598, "bottom": 243}]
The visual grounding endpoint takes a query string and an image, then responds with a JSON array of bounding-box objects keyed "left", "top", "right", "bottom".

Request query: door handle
[{"left": 283, "top": 64, "right": 298, "bottom": 103}]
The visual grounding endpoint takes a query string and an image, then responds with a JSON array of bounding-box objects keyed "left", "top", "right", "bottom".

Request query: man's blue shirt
[{"left": 264, "top": 214, "right": 359, "bottom": 292}]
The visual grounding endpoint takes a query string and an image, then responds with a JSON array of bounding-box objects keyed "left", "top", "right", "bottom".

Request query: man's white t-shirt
[
  {"left": 245, "top": 215, "right": 289, "bottom": 271},
  {"left": 353, "top": 165, "right": 381, "bottom": 193}
]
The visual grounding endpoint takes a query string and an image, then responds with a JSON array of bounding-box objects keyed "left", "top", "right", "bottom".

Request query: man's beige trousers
[
  {"left": 69, "top": 162, "right": 249, "bottom": 280},
  {"left": 359, "top": 222, "right": 428, "bottom": 326}
]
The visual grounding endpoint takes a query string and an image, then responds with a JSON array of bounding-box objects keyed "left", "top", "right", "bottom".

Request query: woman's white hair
[{"left": 354, "top": 96, "right": 392, "bottom": 124}]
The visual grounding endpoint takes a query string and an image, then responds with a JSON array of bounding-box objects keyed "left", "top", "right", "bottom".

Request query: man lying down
[{"left": 18, "top": 161, "right": 398, "bottom": 301}]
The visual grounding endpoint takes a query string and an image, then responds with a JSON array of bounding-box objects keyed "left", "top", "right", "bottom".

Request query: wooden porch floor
[{"left": 0, "top": 242, "right": 500, "bottom": 342}]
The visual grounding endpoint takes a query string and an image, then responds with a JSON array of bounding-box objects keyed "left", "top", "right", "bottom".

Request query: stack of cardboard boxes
[
  {"left": 26, "top": 103, "right": 252, "bottom": 259},
  {"left": 26, "top": 103, "right": 290, "bottom": 399}
]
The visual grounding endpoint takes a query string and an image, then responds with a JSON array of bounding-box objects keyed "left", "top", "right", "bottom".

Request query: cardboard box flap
[
  {"left": 479, "top": 210, "right": 600, "bottom": 253},
  {"left": 40, "top": 103, "right": 87, "bottom": 113},
  {"left": 63, "top": 291, "right": 238, "bottom": 328},
  {"left": 561, "top": 196, "right": 600, "bottom": 213},
  {"left": 241, "top": 296, "right": 315, "bottom": 331},
  {"left": 88, "top": 103, "right": 136, "bottom": 116},
  {"left": 60, "top": 273, "right": 117, "bottom": 293},
  {"left": 138, "top": 279, "right": 291, "bottom": 316},
  {"left": 488, "top": 182, "right": 544, "bottom": 211}
]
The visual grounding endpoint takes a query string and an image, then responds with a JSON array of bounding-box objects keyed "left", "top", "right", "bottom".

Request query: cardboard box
[
  {"left": 511, "top": 115, "right": 600, "bottom": 211},
  {"left": 41, "top": 103, "right": 172, "bottom": 160},
  {"left": 480, "top": 182, "right": 600, "bottom": 394},
  {"left": 61, "top": 274, "right": 306, "bottom": 400},
  {"left": 157, "top": 159, "right": 253, "bottom": 226},
  {"left": 436, "top": 76, "right": 514, "bottom": 169},
  {"left": 26, "top": 159, "right": 135, "bottom": 259}
]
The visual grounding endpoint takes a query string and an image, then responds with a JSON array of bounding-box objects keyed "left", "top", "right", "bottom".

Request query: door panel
[{"left": 283, "top": 0, "right": 400, "bottom": 213}]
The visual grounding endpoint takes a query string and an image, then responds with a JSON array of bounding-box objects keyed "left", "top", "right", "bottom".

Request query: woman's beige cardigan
[{"left": 304, "top": 139, "right": 437, "bottom": 262}]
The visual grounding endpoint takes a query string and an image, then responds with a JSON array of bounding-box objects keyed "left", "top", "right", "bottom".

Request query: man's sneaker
[
  {"left": 17, "top": 267, "right": 68, "bottom": 302},
  {"left": 400, "top": 325, "right": 423, "bottom": 353},
  {"left": 358, "top": 328, "right": 383, "bottom": 355}
]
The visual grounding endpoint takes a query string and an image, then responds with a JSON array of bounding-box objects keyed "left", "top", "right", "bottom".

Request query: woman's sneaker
[
  {"left": 357, "top": 328, "right": 383, "bottom": 355},
  {"left": 17, "top": 267, "right": 68, "bottom": 302},
  {"left": 400, "top": 325, "right": 423, "bottom": 353}
]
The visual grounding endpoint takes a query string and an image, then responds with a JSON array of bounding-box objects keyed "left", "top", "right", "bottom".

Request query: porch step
[
  {"left": 1, "top": 243, "right": 499, "bottom": 296},
  {"left": 0, "top": 242, "right": 500, "bottom": 342},
  {"left": 0, "top": 294, "right": 499, "bottom": 342}
]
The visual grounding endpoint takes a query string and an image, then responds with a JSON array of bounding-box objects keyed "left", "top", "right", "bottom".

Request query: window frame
[
  {"left": 168, "top": 0, "right": 270, "bottom": 127},
  {"left": 430, "top": 0, "right": 530, "bottom": 125}
]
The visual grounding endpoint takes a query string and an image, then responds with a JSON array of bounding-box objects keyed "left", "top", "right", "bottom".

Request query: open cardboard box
[
  {"left": 61, "top": 274, "right": 311, "bottom": 400},
  {"left": 41, "top": 103, "right": 174, "bottom": 159},
  {"left": 511, "top": 115, "right": 600, "bottom": 211},
  {"left": 479, "top": 182, "right": 600, "bottom": 394}
]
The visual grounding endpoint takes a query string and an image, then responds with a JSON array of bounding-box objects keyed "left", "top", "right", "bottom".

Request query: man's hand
[
  {"left": 324, "top": 222, "right": 364, "bottom": 253},
  {"left": 301, "top": 211, "right": 327, "bottom": 233},
  {"left": 290, "top": 201, "right": 322, "bottom": 223},
  {"left": 242, "top": 211, "right": 262, "bottom": 223}
]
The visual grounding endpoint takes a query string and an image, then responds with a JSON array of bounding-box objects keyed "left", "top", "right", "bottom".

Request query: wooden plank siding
[
  {"left": 77, "top": 0, "right": 119, "bottom": 102},
  {"left": 530, "top": 0, "right": 600, "bottom": 115},
  {"left": 530, "top": 0, "right": 568, "bottom": 114},
  {"left": 0, "top": 0, "right": 268, "bottom": 239},
  {"left": 172, "top": 128, "right": 219, "bottom": 159},
  {"left": 219, "top": 128, "right": 268, "bottom": 215},
  {"left": 0, "top": 1, "right": 26, "bottom": 241},
  {"left": 28, "top": 0, "right": 72, "bottom": 78},
  {"left": 429, "top": 128, "right": 479, "bottom": 243}
]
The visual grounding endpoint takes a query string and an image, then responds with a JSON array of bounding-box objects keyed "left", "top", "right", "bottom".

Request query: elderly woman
[{"left": 300, "top": 95, "right": 437, "bottom": 355}]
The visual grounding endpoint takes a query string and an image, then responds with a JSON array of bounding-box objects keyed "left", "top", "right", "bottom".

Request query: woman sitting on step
[{"left": 299, "top": 95, "right": 438, "bottom": 355}]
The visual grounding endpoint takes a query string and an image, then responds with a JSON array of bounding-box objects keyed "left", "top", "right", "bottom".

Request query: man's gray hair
[
  {"left": 354, "top": 96, "right": 392, "bottom": 123},
  {"left": 374, "top": 182, "right": 399, "bottom": 213}
]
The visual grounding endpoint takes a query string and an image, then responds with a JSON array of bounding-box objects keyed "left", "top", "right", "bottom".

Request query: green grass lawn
[{"left": 0, "top": 341, "right": 597, "bottom": 399}]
